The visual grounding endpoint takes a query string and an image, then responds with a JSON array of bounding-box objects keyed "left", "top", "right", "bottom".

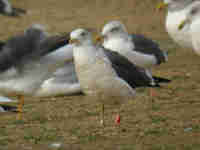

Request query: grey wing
[
  {"left": 131, "top": 34, "right": 168, "bottom": 64},
  {"left": 0, "top": 34, "right": 40, "bottom": 72},
  {"left": 36, "top": 32, "right": 70, "bottom": 57},
  {"left": 102, "top": 48, "right": 160, "bottom": 88},
  {"left": 0, "top": 26, "right": 69, "bottom": 72}
]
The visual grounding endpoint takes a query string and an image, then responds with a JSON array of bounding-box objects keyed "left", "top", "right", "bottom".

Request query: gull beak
[
  {"left": 95, "top": 35, "right": 104, "bottom": 44},
  {"left": 69, "top": 39, "right": 79, "bottom": 44},
  {"left": 157, "top": 2, "right": 168, "bottom": 11},
  {"left": 178, "top": 19, "right": 188, "bottom": 30}
]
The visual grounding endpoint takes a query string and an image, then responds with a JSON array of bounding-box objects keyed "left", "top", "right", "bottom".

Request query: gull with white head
[
  {"left": 157, "top": 0, "right": 195, "bottom": 48},
  {"left": 69, "top": 28, "right": 169, "bottom": 125},
  {"left": 97, "top": 21, "right": 170, "bottom": 97},
  {"left": 178, "top": 1, "right": 200, "bottom": 55}
]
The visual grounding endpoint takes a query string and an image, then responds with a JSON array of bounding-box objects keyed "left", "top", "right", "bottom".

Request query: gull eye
[
  {"left": 110, "top": 27, "right": 119, "bottom": 33},
  {"left": 80, "top": 32, "right": 87, "bottom": 37},
  {"left": 190, "top": 7, "right": 198, "bottom": 15}
]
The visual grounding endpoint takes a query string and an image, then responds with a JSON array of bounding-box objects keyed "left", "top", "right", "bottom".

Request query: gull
[
  {"left": 178, "top": 1, "right": 200, "bottom": 55},
  {"left": 97, "top": 21, "right": 170, "bottom": 96},
  {"left": 69, "top": 28, "right": 164, "bottom": 125},
  {"left": 0, "top": 24, "right": 72, "bottom": 119},
  {"left": 157, "top": 0, "right": 195, "bottom": 49},
  {"left": 0, "top": 0, "right": 26, "bottom": 17}
]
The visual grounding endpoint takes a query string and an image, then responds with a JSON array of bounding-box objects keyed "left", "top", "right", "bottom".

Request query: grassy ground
[{"left": 1, "top": 0, "right": 200, "bottom": 149}]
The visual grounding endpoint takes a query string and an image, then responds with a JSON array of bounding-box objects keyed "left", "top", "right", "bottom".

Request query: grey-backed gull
[
  {"left": 0, "top": 24, "right": 72, "bottom": 119},
  {"left": 97, "top": 21, "right": 170, "bottom": 93}
]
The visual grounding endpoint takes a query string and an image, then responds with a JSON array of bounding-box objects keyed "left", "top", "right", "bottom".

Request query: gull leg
[
  {"left": 17, "top": 95, "right": 24, "bottom": 120},
  {"left": 100, "top": 103, "right": 104, "bottom": 126},
  {"left": 115, "top": 108, "right": 121, "bottom": 136},
  {"left": 150, "top": 88, "right": 156, "bottom": 104},
  {"left": 115, "top": 109, "right": 121, "bottom": 125}
]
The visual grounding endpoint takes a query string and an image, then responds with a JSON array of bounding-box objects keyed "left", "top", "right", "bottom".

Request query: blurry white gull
[
  {"left": 178, "top": 1, "right": 200, "bottom": 55},
  {"left": 0, "top": 24, "right": 73, "bottom": 119},
  {"left": 70, "top": 28, "right": 165, "bottom": 125},
  {"left": 157, "top": 0, "right": 195, "bottom": 49}
]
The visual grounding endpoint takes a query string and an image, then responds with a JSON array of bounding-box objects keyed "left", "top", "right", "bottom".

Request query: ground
[{"left": 0, "top": 0, "right": 200, "bottom": 149}]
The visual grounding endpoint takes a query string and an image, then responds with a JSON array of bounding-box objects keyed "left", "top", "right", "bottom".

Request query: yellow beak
[
  {"left": 157, "top": 2, "right": 168, "bottom": 11},
  {"left": 69, "top": 39, "right": 79, "bottom": 44},
  {"left": 95, "top": 35, "right": 104, "bottom": 42},
  {"left": 95, "top": 35, "right": 104, "bottom": 43},
  {"left": 178, "top": 19, "right": 187, "bottom": 30}
]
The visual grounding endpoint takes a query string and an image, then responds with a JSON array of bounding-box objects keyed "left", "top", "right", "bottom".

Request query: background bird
[
  {"left": 157, "top": 0, "right": 195, "bottom": 49},
  {"left": 0, "top": 0, "right": 26, "bottom": 17},
  {"left": 178, "top": 1, "right": 200, "bottom": 56},
  {"left": 0, "top": 24, "right": 73, "bottom": 119}
]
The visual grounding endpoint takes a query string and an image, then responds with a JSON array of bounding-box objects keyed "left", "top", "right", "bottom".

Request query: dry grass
[{"left": 0, "top": 0, "right": 200, "bottom": 149}]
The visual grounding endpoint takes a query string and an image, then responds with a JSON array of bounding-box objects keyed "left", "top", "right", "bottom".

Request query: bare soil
[{"left": 1, "top": 0, "right": 200, "bottom": 149}]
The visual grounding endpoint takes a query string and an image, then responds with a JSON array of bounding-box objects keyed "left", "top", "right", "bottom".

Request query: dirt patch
[{"left": 0, "top": 0, "right": 200, "bottom": 150}]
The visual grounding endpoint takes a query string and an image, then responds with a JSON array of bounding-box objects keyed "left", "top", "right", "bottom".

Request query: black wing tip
[
  {"left": 153, "top": 76, "right": 171, "bottom": 83},
  {"left": 0, "top": 105, "right": 17, "bottom": 112}
]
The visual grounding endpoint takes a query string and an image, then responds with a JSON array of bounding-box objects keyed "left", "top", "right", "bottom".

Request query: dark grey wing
[
  {"left": 0, "top": 0, "right": 6, "bottom": 14},
  {"left": 131, "top": 34, "right": 167, "bottom": 64},
  {"left": 37, "top": 32, "right": 70, "bottom": 57},
  {"left": 0, "top": 32, "right": 42, "bottom": 72},
  {"left": 0, "top": 41, "right": 5, "bottom": 50},
  {"left": 102, "top": 48, "right": 160, "bottom": 88}
]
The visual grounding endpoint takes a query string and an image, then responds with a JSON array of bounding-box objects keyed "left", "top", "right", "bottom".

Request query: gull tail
[
  {"left": 153, "top": 76, "right": 171, "bottom": 83},
  {"left": 0, "top": 105, "right": 17, "bottom": 112}
]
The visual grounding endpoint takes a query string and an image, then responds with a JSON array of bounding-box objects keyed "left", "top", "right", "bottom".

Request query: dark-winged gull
[
  {"left": 157, "top": 0, "right": 195, "bottom": 49},
  {"left": 96, "top": 21, "right": 170, "bottom": 97},
  {"left": 178, "top": 1, "right": 200, "bottom": 55},
  {"left": 69, "top": 28, "right": 164, "bottom": 125},
  {"left": 0, "top": 0, "right": 26, "bottom": 17},
  {"left": 0, "top": 24, "right": 73, "bottom": 119}
]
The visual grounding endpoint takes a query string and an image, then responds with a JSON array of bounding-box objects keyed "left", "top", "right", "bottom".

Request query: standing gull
[
  {"left": 157, "top": 0, "right": 195, "bottom": 49},
  {"left": 178, "top": 1, "right": 200, "bottom": 55},
  {"left": 69, "top": 28, "right": 163, "bottom": 125},
  {"left": 97, "top": 21, "right": 170, "bottom": 97},
  {"left": 0, "top": 24, "right": 72, "bottom": 119}
]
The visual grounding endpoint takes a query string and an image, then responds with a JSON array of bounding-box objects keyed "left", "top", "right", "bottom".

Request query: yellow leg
[
  {"left": 100, "top": 103, "right": 104, "bottom": 126},
  {"left": 17, "top": 95, "right": 24, "bottom": 120}
]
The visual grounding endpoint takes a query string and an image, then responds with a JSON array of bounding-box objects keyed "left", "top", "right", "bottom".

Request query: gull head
[
  {"left": 178, "top": 2, "right": 200, "bottom": 30},
  {"left": 157, "top": 0, "right": 194, "bottom": 11},
  {"left": 100, "top": 21, "right": 128, "bottom": 40},
  {"left": 69, "top": 28, "right": 93, "bottom": 46},
  {"left": 24, "top": 24, "right": 48, "bottom": 40}
]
